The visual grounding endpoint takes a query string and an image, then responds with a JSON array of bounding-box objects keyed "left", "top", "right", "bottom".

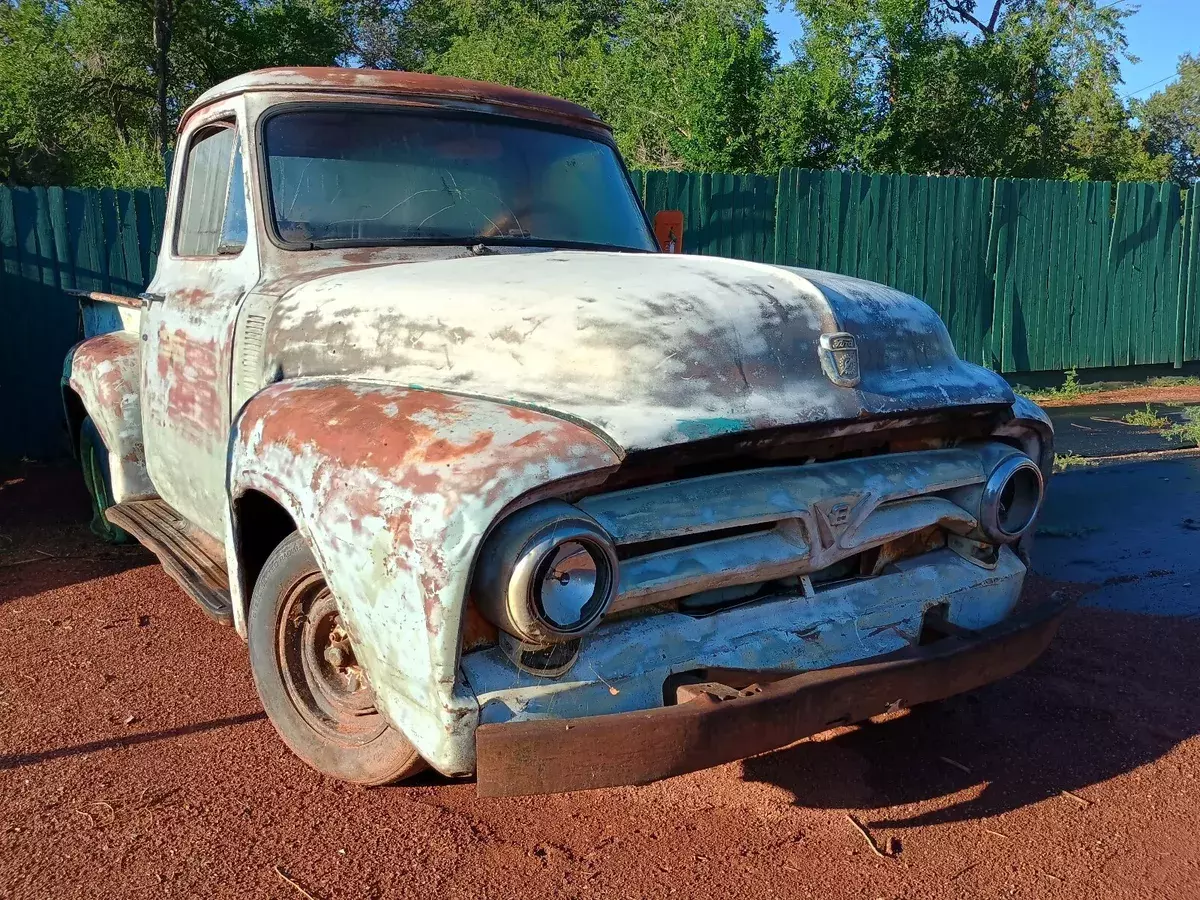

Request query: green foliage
[
  {"left": 427, "top": 0, "right": 774, "bottom": 171},
  {"left": 590, "top": 0, "right": 773, "bottom": 171},
  {"left": 1027, "top": 366, "right": 1084, "bottom": 402},
  {"left": 1060, "top": 366, "right": 1080, "bottom": 398},
  {"left": 0, "top": 0, "right": 145, "bottom": 185},
  {"left": 0, "top": 0, "right": 1190, "bottom": 185},
  {"left": 1121, "top": 404, "right": 1169, "bottom": 429},
  {"left": 1135, "top": 54, "right": 1200, "bottom": 186},
  {"left": 1052, "top": 451, "right": 1093, "bottom": 472},
  {"left": 766, "top": 0, "right": 1170, "bottom": 181},
  {"left": 1162, "top": 406, "right": 1200, "bottom": 448},
  {"left": 0, "top": 0, "right": 349, "bottom": 186},
  {"left": 1147, "top": 375, "right": 1200, "bottom": 388}
]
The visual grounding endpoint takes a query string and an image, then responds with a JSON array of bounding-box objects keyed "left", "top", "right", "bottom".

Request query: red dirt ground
[
  {"left": 2, "top": 467, "right": 1198, "bottom": 899},
  {"left": 1035, "top": 385, "right": 1200, "bottom": 408}
]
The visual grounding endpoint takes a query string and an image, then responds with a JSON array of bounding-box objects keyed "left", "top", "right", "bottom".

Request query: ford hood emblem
[{"left": 818, "top": 332, "right": 861, "bottom": 388}]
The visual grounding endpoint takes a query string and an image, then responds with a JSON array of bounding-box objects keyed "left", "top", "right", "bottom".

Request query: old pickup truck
[{"left": 63, "top": 67, "right": 1063, "bottom": 796}]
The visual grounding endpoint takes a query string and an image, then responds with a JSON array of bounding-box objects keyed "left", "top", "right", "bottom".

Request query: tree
[
  {"left": 429, "top": 0, "right": 774, "bottom": 171},
  {"left": 0, "top": 0, "right": 1185, "bottom": 185},
  {"left": 588, "top": 0, "right": 773, "bottom": 170},
  {"left": 0, "top": 0, "right": 162, "bottom": 185},
  {"left": 1135, "top": 54, "right": 1200, "bottom": 185},
  {"left": 0, "top": 0, "right": 350, "bottom": 186},
  {"left": 763, "top": 0, "right": 1167, "bottom": 180}
]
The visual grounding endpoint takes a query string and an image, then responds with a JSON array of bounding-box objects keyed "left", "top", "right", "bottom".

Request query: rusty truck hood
[{"left": 263, "top": 251, "right": 1013, "bottom": 451}]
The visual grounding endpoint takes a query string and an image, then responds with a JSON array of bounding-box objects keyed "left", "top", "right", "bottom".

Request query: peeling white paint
[
  {"left": 59, "top": 72, "right": 1056, "bottom": 789},
  {"left": 266, "top": 251, "right": 1014, "bottom": 452},
  {"left": 463, "top": 547, "right": 1027, "bottom": 728},
  {"left": 225, "top": 379, "right": 621, "bottom": 774}
]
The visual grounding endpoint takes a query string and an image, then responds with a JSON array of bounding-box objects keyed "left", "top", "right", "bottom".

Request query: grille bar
[
  {"left": 589, "top": 446, "right": 1004, "bottom": 616},
  {"left": 579, "top": 447, "right": 988, "bottom": 545}
]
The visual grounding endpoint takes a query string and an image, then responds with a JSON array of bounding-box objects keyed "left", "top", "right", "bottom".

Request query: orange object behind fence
[{"left": 653, "top": 210, "right": 684, "bottom": 253}]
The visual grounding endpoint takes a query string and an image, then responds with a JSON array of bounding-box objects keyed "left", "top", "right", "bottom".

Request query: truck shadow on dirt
[
  {"left": 0, "top": 463, "right": 152, "bottom": 603},
  {"left": 742, "top": 603, "right": 1199, "bottom": 827},
  {"left": 0, "top": 712, "right": 267, "bottom": 773}
]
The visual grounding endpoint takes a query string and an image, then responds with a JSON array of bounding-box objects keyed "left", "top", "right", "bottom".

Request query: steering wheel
[{"left": 478, "top": 198, "right": 580, "bottom": 240}]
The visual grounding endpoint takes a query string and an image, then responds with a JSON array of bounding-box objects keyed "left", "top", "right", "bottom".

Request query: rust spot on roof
[{"left": 180, "top": 67, "right": 606, "bottom": 135}]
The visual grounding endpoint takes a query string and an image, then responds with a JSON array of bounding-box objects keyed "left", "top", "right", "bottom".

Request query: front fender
[
  {"left": 63, "top": 332, "right": 154, "bottom": 501},
  {"left": 225, "top": 379, "right": 622, "bottom": 774},
  {"left": 993, "top": 395, "right": 1054, "bottom": 564},
  {"left": 994, "top": 395, "right": 1054, "bottom": 477}
]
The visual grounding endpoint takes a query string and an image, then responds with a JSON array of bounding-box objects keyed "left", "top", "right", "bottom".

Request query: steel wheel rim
[{"left": 277, "top": 572, "right": 387, "bottom": 746}]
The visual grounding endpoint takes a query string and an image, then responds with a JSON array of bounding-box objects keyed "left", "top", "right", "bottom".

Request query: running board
[{"left": 105, "top": 500, "right": 233, "bottom": 625}]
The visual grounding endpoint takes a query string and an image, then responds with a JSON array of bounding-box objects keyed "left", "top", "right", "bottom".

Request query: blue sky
[{"left": 765, "top": 0, "right": 1198, "bottom": 99}]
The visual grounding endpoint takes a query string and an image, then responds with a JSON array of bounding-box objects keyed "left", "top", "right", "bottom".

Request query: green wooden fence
[
  {"left": 4, "top": 171, "right": 1200, "bottom": 460},
  {"left": 635, "top": 170, "right": 1200, "bottom": 376},
  {"left": 642, "top": 170, "right": 778, "bottom": 263},
  {"left": 0, "top": 186, "right": 166, "bottom": 459},
  {"left": 771, "top": 170, "right": 998, "bottom": 367}
]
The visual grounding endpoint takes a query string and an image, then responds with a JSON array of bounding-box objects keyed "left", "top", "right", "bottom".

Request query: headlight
[
  {"left": 472, "top": 500, "right": 619, "bottom": 644},
  {"left": 949, "top": 448, "right": 1045, "bottom": 544},
  {"left": 979, "top": 454, "right": 1043, "bottom": 542}
]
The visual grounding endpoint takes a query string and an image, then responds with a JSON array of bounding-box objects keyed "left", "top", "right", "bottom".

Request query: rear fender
[
  {"left": 63, "top": 332, "right": 154, "bottom": 501},
  {"left": 224, "top": 378, "right": 622, "bottom": 774}
]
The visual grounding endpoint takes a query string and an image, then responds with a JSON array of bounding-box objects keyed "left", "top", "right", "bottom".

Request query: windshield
[{"left": 262, "top": 108, "right": 656, "bottom": 251}]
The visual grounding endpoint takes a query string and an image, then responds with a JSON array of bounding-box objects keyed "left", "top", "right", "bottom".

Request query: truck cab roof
[{"left": 180, "top": 67, "right": 607, "bottom": 135}]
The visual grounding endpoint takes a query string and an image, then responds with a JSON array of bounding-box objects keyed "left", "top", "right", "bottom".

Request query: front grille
[
  {"left": 578, "top": 446, "right": 997, "bottom": 618},
  {"left": 582, "top": 408, "right": 1004, "bottom": 497}
]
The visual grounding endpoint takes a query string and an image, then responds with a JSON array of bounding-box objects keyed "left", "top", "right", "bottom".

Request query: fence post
[
  {"left": 1176, "top": 188, "right": 1193, "bottom": 368},
  {"left": 1182, "top": 188, "right": 1200, "bottom": 365}
]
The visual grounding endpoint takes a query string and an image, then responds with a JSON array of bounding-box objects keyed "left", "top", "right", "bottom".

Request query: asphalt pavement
[
  {"left": 1036, "top": 455, "right": 1200, "bottom": 617},
  {"left": 1046, "top": 402, "right": 1194, "bottom": 457}
]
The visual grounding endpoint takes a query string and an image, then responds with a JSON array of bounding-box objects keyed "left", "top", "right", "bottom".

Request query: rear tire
[
  {"left": 247, "top": 532, "right": 427, "bottom": 785},
  {"left": 79, "top": 417, "right": 129, "bottom": 544}
]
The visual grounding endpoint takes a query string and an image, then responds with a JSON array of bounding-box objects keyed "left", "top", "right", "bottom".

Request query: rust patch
[
  {"left": 424, "top": 431, "right": 494, "bottom": 464},
  {"left": 511, "top": 431, "right": 546, "bottom": 449},
  {"left": 156, "top": 325, "right": 223, "bottom": 436},
  {"left": 69, "top": 333, "right": 141, "bottom": 431},
  {"left": 181, "top": 67, "right": 607, "bottom": 136},
  {"left": 67, "top": 331, "right": 151, "bottom": 500},
  {"left": 234, "top": 382, "right": 619, "bottom": 645},
  {"left": 460, "top": 599, "right": 499, "bottom": 651},
  {"left": 420, "top": 564, "right": 446, "bottom": 633},
  {"left": 504, "top": 406, "right": 548, "bottom": 424},
  {"left": 73, "top": 332, "right": 135, "bottom": 368},
  {"left": 247, "top": 383, "right": 464, "bottom": 475},
  {"left": 175, "top": 287, "right": 213, "bottom": 306}
]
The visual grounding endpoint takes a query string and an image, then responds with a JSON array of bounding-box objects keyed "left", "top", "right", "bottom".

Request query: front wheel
[{"left": 247, "top": 532, "right": 427, "bottom": 785}]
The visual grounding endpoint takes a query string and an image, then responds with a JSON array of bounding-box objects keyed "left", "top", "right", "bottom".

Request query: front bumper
[{"left": 474, "top": 589, "right": 1072, "bottom": 796}]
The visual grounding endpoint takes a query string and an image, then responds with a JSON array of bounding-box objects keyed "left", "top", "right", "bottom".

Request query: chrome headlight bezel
[
  {"left": 473, "top": 500, "right": 620, "bottom": 645},
  {"left": 977, "top": 453, "right": 1044, "bottom": 543}
]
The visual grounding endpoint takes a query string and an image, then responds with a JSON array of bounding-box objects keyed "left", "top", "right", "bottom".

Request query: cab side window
[{"left": 176, "top": 123, "right": 247, "bottom": 257}]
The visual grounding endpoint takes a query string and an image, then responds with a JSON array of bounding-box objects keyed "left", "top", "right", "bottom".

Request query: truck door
[{"left": 140, "top": 110, "right": 258, "bottom": 538}]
